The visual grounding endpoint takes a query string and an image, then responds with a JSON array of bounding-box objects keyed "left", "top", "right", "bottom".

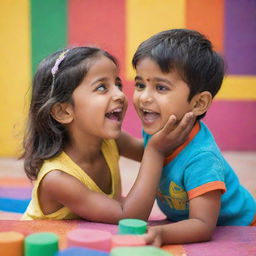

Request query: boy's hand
[
  {"left": 148, "top": 112, "right": 195, "bottom": 157},
  {"left": 143, "top": 226, "right": 163, "bottom": 247}
]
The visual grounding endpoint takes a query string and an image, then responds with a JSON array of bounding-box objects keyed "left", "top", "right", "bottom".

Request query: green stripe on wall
[{"left": 31, "top": 0, "right": 67, "bottom": 74}]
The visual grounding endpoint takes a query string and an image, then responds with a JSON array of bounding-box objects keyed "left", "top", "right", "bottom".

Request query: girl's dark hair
[
  {"left": 22, "top": 47, "right": 117, "bottom": 180},
  {"left": 132, "top": 29, "right": 225, "bottom": 120}
]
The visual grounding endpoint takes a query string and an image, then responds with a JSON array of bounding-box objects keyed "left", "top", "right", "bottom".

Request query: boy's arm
[
  {"left": 144, "top": 190, "right": 221, "bottom": 246},
  {"left": 116, "top": 131, "right": 144, "bottom": 162}
]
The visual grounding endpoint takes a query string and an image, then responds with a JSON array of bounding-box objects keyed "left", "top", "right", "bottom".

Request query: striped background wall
[{"left": 0, "top": 0, "right": 255, "bottom": 156}]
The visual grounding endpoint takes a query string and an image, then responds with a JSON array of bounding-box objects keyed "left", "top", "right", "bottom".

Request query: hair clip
[
  {"left": 49, "top": 49, "right": 70, "bottom": 97},
  {"left": 51, "top": 49, "right": 70, "bottom": 77}
]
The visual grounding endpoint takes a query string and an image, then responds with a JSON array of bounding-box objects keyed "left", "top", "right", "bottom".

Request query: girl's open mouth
[{"left": 105, "top": 108, "right": 123, "bottom": 122}]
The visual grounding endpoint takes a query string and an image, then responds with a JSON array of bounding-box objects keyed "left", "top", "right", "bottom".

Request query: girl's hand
[
  {"left": 143, "top": 226, "right": 163, "bottom": 247},
  {"left": 148, "top": 112, "right": 195, "bottom": 157}
]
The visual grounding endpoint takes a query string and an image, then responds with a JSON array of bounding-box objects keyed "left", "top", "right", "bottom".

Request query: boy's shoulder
[
  {"left": 175, "top": 121, "right": 222, "bottom": 162},
  {"left": 191, "top": 121, "right": 217, "bottom": 148}
]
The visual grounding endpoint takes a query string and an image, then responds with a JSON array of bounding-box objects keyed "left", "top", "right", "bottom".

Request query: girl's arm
[
  {"left": 144, "top": 190, "right": 221, "bottom": 246},
  {"left": 116, "top": 110, "right": 197, "bottom": 162},
  {"left": 116, "top": 131, "right": 144, "bottom": 162},
  {"left": 39, "top": 113, "right": 195, "bottom": 223}
]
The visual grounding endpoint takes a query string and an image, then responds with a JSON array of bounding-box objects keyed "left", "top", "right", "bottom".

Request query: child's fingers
[
  {"left": 180, "top": 112, "right": 196, "bottom": 137},
  {"left": 143, "top": 228, "right": 162, "bottom": 247},
  {"left": 143, "top": 232, "right": 154, "bottom": 245},
  {"left": 174, "top": 112, "right": 195, "bottom": 138},
  {"left": 160, "top": 115, "right": 177, "bottom": 135}
]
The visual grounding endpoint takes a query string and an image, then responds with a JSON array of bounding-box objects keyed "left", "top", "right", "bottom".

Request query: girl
[{"left": 21, "top": 46, "right": 194, "bottom": 222}]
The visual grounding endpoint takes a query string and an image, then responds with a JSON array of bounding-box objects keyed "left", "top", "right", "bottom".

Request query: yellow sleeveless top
[{"left": 22, "top": 139, "right": 121, "bottom": 220}]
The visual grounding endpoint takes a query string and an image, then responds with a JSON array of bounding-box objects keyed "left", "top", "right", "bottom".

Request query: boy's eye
[
  {"left": 156, "top": 84, "right": 169, "bottom": 91},
  {"left": 96, "top": 84, "right": 107, "bottom": 91},
  {"left": 135, "top": 83, "right": 145, "bottom": 90},
  {"left": 116, "top": 82, "right": 123, "bottom": 91}
]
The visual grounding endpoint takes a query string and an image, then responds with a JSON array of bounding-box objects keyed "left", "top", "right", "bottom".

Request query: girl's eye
[
  {"left": 135, "top": 83, "right": 145, "bottom": 90},
  {"left": 96, "top": 84, "right": 107, "bottom": 91},
  {"left": 156, "top": 84, "right": 169, "bottom": 91}
]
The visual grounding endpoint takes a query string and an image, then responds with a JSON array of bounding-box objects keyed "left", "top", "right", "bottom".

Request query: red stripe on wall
[
  {"left": 68, "top": 0, "right": 126, "bottom": 77},
  {"left": 204, "top": 100, "right": 256, "bottom": 150},
  {"left": 186, "top": 0, "right": 224, "bottom": 52}
]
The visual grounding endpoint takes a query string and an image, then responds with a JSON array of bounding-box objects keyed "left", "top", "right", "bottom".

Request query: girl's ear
[
  {"left": 51, "top": 102, "right": 73, "bottom": 124},
  {"left": 191, "top": 91, "right": 212, "bottom": 117}
]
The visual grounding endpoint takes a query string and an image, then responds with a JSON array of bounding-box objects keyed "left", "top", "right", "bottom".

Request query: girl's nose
[{"left": 112, "top": 86, "right": 126, "bottom": 102}]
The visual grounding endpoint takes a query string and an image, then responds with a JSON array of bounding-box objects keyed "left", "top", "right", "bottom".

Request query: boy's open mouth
[
  {"left": 105, "top": 108, "right": 123, "bottom": 122},
  {"left": 141, "top": 109, "right": 160, "bottom": 123}
]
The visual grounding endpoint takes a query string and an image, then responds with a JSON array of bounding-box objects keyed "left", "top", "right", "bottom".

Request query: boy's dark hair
[
  {"left": 132, "top": 29, "right": 225, "bottom": 119},
  {"left": 22, "top": 47, "right": 117, "bottom": 180}
]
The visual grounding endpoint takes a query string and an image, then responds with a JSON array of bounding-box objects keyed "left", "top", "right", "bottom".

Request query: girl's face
[
  {"left": 69, "top": 56, "right": 128, "bottom": 140},
  {"left": 133, "top": 57, "right": 194, "bottom": 135}
]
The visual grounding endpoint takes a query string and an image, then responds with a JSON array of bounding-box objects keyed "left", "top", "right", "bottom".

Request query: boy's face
[{"left": 133, "top": 57, "right": 194, "bottom": 135}]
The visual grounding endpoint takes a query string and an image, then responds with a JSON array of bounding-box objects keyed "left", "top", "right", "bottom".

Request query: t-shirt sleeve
[{"left": 184, "top": 151, "right": 226, "bottom": 200}]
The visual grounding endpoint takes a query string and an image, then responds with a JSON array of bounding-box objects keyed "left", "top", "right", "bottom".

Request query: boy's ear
[
  {"left": 51, "top": 102, "right": 73, "bottom": 124},
  {"left": 191, "top": 91, "right": 212, "bottom": 117}
]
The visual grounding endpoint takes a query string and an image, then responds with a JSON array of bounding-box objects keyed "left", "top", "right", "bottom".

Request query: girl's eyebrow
[
  {"left": 91, "top": 77, "right": 108, "bottom": 86},
  {"left": 91, "top": 76, "right": 122, "bottom": 86}
]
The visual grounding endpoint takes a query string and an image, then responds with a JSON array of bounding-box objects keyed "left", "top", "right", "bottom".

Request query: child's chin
[
  {"left": 143, "top": 126, "right": 160, "bottom": 135},
  {"left": 104, "top": 130, "right": 122, "bottom": 139}
]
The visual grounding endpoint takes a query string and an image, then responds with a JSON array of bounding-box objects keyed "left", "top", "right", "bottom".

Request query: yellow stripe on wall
[
  {"left": 216, "top": 76, "right": 256, "bottom": 100},
  {"left": 126, "top": 0, "right": 186, "bottom": 80},
  {"left": 0, "top": 1, "right": 30, "bottom": 156}
]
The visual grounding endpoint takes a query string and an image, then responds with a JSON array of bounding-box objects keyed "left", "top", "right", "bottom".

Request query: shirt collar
[{"left": 164, "top": 121, "right": 200, "bottom": 166}]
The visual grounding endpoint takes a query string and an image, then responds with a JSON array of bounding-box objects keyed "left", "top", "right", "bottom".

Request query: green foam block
[
  {"left": 118, "top": 218, "right": 147, "bottom": 235},
  {"left": 25, "top": 232, "right": 59, "bottom": 256}
]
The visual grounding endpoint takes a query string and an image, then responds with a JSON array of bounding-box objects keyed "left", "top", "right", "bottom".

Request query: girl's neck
[{"left": 64, "top": 134, "right": 104, "bottom": 165}]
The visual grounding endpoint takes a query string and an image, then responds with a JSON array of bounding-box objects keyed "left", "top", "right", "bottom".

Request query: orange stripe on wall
[{"left": 185, "top": 0, "right": 224, "bottom": 52}]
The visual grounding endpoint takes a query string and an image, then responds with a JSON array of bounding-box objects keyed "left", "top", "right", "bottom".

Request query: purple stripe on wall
[
  {"left": 0, "top": 188, "right": 32, "bottom": 199},
  {"left": 204, "top": 100, "right": 256, "bottom": 150},
  {"left": 224, "top": 0, "right": 256, "bottom": 75}
]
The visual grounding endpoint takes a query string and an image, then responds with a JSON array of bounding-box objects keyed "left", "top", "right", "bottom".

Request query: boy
[{"left": 132, "top": 29, "right": 256, "bottom": 245}]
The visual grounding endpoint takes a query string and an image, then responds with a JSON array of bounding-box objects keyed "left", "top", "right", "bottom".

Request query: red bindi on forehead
[{"left": 146, "top": 78, "right": 151, "bottom": 82}]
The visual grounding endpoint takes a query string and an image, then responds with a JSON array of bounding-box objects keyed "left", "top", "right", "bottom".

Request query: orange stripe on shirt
[
  {"left": 188, "top": 181, "right": 226, "bottom": 200},
  {"left": 164, "top": 122, "right": 200, "bottom": 166},
  {"left": 250, "top": 215, "right": 256, "bottom": 226}
]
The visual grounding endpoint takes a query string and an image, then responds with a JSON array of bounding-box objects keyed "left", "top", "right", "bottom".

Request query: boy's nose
[{"left": 139, "top": 89, "right": 153, "bottom": 103}]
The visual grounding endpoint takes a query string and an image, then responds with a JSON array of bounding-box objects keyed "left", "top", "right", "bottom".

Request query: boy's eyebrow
[
  {"left": 152, "top": 77, "right": 173, "bottom": 86},
  {"left": 134, "top": 76, "right": 173, "bottom": 86},
  {"left": 134, "top": 76, "right": 143, "bottom": 81}
]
